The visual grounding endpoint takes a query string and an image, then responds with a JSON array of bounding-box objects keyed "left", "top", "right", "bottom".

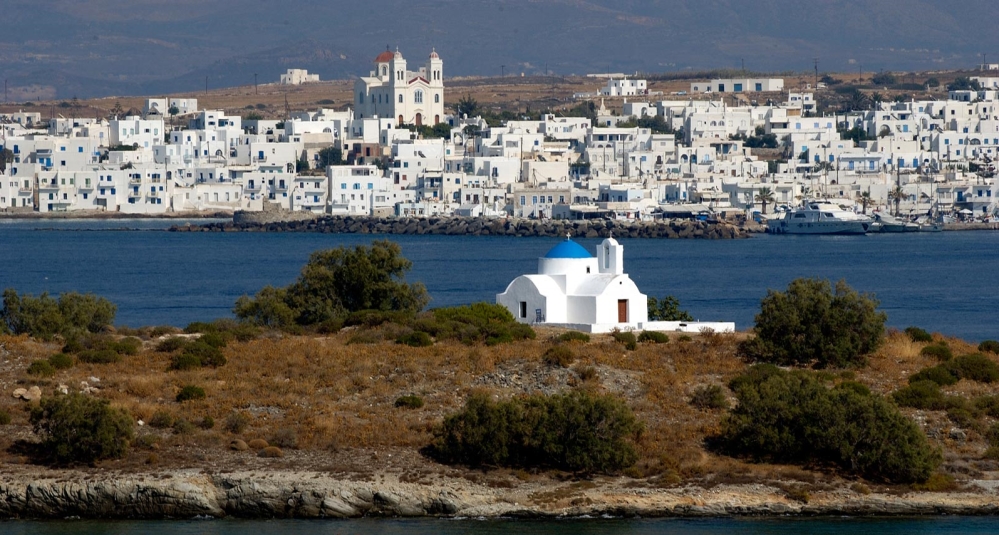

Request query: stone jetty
[{"left": 171, "top": 214, "right": 747, "bottom": 239}]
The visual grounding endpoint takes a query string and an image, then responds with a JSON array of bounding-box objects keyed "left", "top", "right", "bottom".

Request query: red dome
[{"left": 375, "top": 50, "right": 394, "bottom": 63}]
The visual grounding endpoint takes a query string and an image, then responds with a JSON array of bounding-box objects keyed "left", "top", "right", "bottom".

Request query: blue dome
[{"left": 544, "top": 240, "right": 592, "bottom": 259}]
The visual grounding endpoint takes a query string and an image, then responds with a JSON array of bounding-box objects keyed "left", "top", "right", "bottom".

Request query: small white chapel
[{"left": 496, "top": 236, "right": 735, "bottom": 334}]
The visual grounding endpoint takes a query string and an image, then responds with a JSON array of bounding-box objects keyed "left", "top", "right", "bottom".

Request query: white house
[
  {"left": 280, "top": 69, "right": 320, "bottom": 85},
  {"left": 691, "top": 78, "right": 784, "bottom": 94},
  {"left": 601, "top": 78, "right": 648, "bottom": 97}
]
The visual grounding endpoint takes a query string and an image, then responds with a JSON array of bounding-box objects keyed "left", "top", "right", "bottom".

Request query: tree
[
  {"left": 754, "top": 187, "right": 775, "bottom": 214},
  {"left": 925, "top": 77, "right": 940, "bottom": 88},
  {"left": 948, "top": 77, "right": 982, "bottom": 91},
  {"left": 647, "top": 295, "right": 694, "bottom": 321},
  {"left": 0, "top": 148, "right": 13, "bottom": 173},
  {"left": 719, "top": 366, "right": 940, "bottom": 483},
  {"left": 316, "top": 146, "right": 344, "bottom": 168},
  {"left": 857, "top": 190, "right": 872, "bottom": 214},
  {"left": 888, "top": 186, "right": 905, "bottom": 216},
  {"left": 235, "top": 240, "right": 429, "bottom": 327},
  {"left": 109, "top": 101, "right": 124, "bottom": 119},
  {"left": 295, "top": 156, "right": 309, "bottom": 173},
  {"left": 30, "top": 393, "right": 133, "bottom": 464},
  {"left": 243, "top": 112, "right": 263, "bottom": 121},
  {"left": 168, "top": 106, "right": 180, "bottom": 116},
  {"left": 740, "top": 278, "right": 887, "bottom": 368},
  {"left": 1, "top": 289, "right": 116, "bottom": 341},
  {"left": 871, "top": 72, "right": 897, "bottom": 86},
  {"left": 456, "top": 94, "right": 479, "bottom": 117},
  {"left": 846, "top": 89, "right": 869, "bottom": 112}
]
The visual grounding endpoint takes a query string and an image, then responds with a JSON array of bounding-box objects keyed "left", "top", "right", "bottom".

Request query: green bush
[
  {"left": 893, "top": 380, "right": 948, "bottom": 410},
  {"left": 0, "top": 409, "right": 10, "bottom": 425},
  {"left": 185, "top": 319, "right": 259, "bottom": 342},
  {"left": 612, "top": 330, "right": 638, "bottom": 351},
  {"left": 543, "top": 345, "right": 575, "bottom": 368},
  {"left": 48, "top": 353, "right": 74, "bottom": 370},
  {"left": 29, "top": 393, "right": 133, "bottom": 464},
  {"left": 905, "top": 327, "right": 933, "bottom": 343},
  {"left": 721, "top": 366, "right": 940, "bottom": 483},
  {"left": 909, "top": 365, "right": 959, "bottom": 386},
  {"left": 170, "top": 340, "right": 227, "bottom": 370},
  {"left": 176, "top": 385, "right": 207, "bottom": 402},
  {"left": 739, "top": 278, "right": 886, "bottom": 368},
  {"left": 946, "top": 406, "right": 980, "bottom": 430},
  {"left": 172, "top": 418, "right": 196, "bottom": 435},
  {"left": 397, "top": 331, "right": 433, "bottom": 347},
  {"left": 979, "top": 340, "right": 999, "bottom": 354},
  {"left": 155, "top": 337, "right": 188, "bottom": 352},
  {"left": 557, "top": 331, "right": 591, "bottom": 344},
  {"left": 946, "top": 354, "right": 999, "bottom": 383},
  {"left": 27, "top": 359, "right": 56, "bottom": 377},
  {"left": 199, "top": 416, "right": 215, "bottom": 430},
  {"left": 395, "top": 395, "right": 425, "bottom": 409},
  {"left": 433, "top": 390, "right": 642, "bottom": 474},
  {"left": 1, "top": 289, "right": 116, "bottom": 341},
  {"left": 169, "top": 353, "right": 202, "bottom": 371},
  {"left": 986, "top": 422, "right": 999, "bottom": 448},
  {"left": 423, "top": 303, "right": 536, "bottom": 346},
  {"left": 638, "top": 331, "right": 670, "bottom": 344},
  {"left": 690, "top": 385, "right": 729, "bottom": 410},
  {"left": 345, "top": 309, "right": 415, "bottom": 328},
  {"left": 976, "top": 395, "right": 999, "bottom": 418},
  {"left": 920, "top": 343, "right": 953, "bottom": 361},
  {"left": 113, "top": 337, "right": 142, "bottom": 355},
  {"left": 647, "top": 295, "right": 694, "bottom": 321},
  {"left": 78, "top": 349, "right": 122, "bottom": 364}
]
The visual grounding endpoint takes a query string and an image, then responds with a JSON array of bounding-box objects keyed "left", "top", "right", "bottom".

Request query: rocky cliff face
[{"left": 2, "top": 471, "right": 998, "bottom": 519}]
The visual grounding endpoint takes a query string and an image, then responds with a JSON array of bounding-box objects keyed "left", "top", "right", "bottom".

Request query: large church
[{"left": 354, "top": 48, "right": 445, "bottom": 126}]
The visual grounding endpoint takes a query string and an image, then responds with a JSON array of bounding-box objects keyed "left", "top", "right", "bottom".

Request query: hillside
[{"left": 3, "top": 0, "right": 999, "bottom": 99}]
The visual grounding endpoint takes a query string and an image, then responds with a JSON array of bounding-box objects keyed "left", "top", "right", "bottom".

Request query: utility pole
[
  {"left": 4, "top": 79, "right": 6, "bottom": 103},
  {"left": 254, "top": 73, "right": 258, "bottom": 95},
  {"left": 205, "top": 76, "right": 208, "bottom": 96},
  {"left": 813, "top": 58, "right": 819, "bottom": 89},
  {"left": 501, "top": 65, "right": 505, "bottom": 77},
  {"left": 741, "top": 58, "right": 745, "bottom": 73}
]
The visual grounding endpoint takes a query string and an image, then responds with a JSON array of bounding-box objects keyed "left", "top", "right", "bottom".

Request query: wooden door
[{"left": 618, "top": 300, "right": 628, "bottom": 322}]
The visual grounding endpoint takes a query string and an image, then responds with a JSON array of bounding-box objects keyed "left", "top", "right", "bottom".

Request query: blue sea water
[
  {"left": 1, "top": 218, "right": 998, "bottom": 341},
  {"left": 3, "top": 517, "right": 999, "bottom": 535}
]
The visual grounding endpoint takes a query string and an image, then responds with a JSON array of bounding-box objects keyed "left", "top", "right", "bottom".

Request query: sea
[
  {"left": 0, "top": 218, "right": 996, "bottom": 341},
  {"left": 1, "top": 219, "right": 999, "bottom": 531}
]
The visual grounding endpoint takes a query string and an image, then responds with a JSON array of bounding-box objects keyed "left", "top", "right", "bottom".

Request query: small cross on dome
[{"left": 566, "top": 231, "right": 571, "bottom": 240}]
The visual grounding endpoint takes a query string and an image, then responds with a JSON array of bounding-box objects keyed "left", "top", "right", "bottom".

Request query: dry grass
[{"left": 2, "top": 328, "right": 998, "bottom": 487}]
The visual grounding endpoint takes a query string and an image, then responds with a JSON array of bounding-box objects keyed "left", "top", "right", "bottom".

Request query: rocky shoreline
[
  {"left": 1, "top": 471, "right": 998, "bottom": 519},
  {"left": 171, "top": 215, "right": 748, "bottom": 239}
]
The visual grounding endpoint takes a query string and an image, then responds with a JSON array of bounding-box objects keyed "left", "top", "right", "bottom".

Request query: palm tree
[
  {"left": 888, "top": 186, "right": 905, "bottom": 216},
  {"left": 856, "top": 190, "right": 872, "bottom": 215},
  {"left": 754, "top": 187, "right": 776, "bottom": 214}
]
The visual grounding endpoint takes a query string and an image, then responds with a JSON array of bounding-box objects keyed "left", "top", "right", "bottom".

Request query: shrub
[
  {"left": 198, "top": 332, "right": 231, "bottom": 348},
  {"left": 909, "top": 365, "right": 959, "bottom": 386},
  {"left": 975, "top": 395, "right": 999, "bottom": 418},
  {"left": 911, "top": 472, "right": 959, "bottom": 492},
  {"left": 421, "top": 303, "right": 536, "bottom": 346},
  {"left": 612, "top": 330, "right": 638, "bottom": 351},
  {"left": 1, "top": 289, "right": 117, "bottom": 341},
  {"left": 740, "top": 278, "right": 886, "bottom": 368},
  {"left": 397, "top": 331, "right": 433, "bottom": 347},
  {"left": 946, "top": 406, "right": 980, "bottom": 430},
  {"left": 575, "top": 365, "right": 598, "bottom": 382},
  {"left": 432, "top": 390, "right": 642, "bottom": 474},
  {"left": 170, "top": 341, "right": 226, "bottom": 370},
  {"left": 920, "top": 343, "right": 953, "bottom": 362},
  {"left": 113, "top": 337, "right": 142, "bottom": 355},
  {"left": 224, "top": 411, "right": 250, "bottom": 434},
  {"left": 677, "top": 334, "right": 692, "bottom": 343},
  {"left": 78, "top": 349, "right": 122, "bottom": 364},
  {"left": 690, "top": 385, "right": 729, "bottom": 410},
  {"left": 199, "top": 416, "right": 215, "bottom": 430},
  {"left": 638, "top": 331, "right": 669, "bottom": 344},
  {"left": 986, "top": 422, "right": 999, "bottom": 448},
  {"left": 542, "top": 345, "right": 574, "bottom": 368},
  {"left": 395, "top": 395, "right": 425, "bottom": 409},
  {"left": 345, "top": 309, "right": 415, "bottom": 328},
  {"left": 232, "top": 285, "right": 296, "bottom": 329},
  {"left": 172, "top": 418, "right": 196, "bottom": 435},
  {"left": 893, "top": 380, "right": 948, "bottom": 410},
  {"left": 169, "top": 353, "right": 202, "bottom": 371},
  {"left": 979, "top": 340, "right": 999, "bottom": 354},
  {"left": 946, "top": 354, "right": 999, "bottom": 383},
  {"left": 647, "top": 295, "right": 694, "bottom": 321},
  {"left": 29, "top": 393, "right": 133, "bottom": 464},
  {"left": 557, "top": 331, "right": 590, "bottom": 344},
  {"left": 156, "top": 337, "right": 188, "bottom": 352},
  {"left": 0, "top": 409, "right": 11, "bottom": 425},
  {"left": 905, "top": 327, "right": 934, "bottom": 343},
  {"left": 148, "top": 410, "right": 174, "bottom": 429},
  {"left": 721, "top": 366, "right": 940, "bottom": 483},
  {"left": 27, "top": 360, "right": 56, "bottom": 377},
  {"left": 176, "top": 385, "right": 206, "bottom": 402},
  {"left": 48, "top": 353, "right": 74, "bottom": 370},
  {"left": 259, "top": 446, "right": 284, "bottom": 458}
]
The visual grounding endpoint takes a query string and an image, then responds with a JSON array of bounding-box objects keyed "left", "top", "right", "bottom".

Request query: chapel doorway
[{"left": 617, "top": 300, "right": 628, "bottom": 322}]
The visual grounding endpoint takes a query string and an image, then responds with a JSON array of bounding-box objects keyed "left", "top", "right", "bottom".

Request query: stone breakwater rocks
[
  {"left": 172, "top": 215, "right": 747, "bottom": 240},
  {"left": 1, "top": 472, "right": 999, "bottom": 519}
]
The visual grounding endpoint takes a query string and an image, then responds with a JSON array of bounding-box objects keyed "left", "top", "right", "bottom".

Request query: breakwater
[{"left": 171, "top": 215, "right": 747, "bottom": 239}]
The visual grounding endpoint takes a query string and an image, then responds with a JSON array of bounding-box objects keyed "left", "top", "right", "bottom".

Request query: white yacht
[
  {"left": 871, "top": 212, "right": 920, "bottom": 233},
  {"left": 767, "top": 201, "right": 873, "bottom": 235}
]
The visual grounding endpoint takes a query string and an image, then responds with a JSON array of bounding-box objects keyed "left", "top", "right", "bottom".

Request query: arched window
[
  {"left": 382, "top": 66, "right": 387, "bottom": 76},
  {"left": 359, "top": 93, "right": 364, "bottom": 104},
  {"left": 398, "top": 94, "right": 403, "bottom": 103},
  {"left": 414, "top": 90, "right": 424, "bottom": 104},
  {"left": 434, "top": 94, "right": 440, "bottom": 104}
]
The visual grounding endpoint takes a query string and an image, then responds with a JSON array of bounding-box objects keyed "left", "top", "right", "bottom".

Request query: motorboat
[
  {"left": 766, "top": 201, "right": 872, "bottom": 235},
  {"left": 871, "top": 212, "right": 920, "bottom": 233}
]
